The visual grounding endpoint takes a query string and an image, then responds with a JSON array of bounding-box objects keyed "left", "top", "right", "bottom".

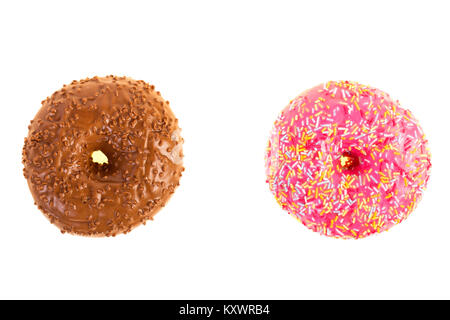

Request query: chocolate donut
[{"left": 22, "top": 76, "right": 184, "bottom": 236}]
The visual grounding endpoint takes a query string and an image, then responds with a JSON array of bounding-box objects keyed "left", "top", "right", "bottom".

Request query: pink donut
[{"left": 265, "top": 81, "right": 431, "bottom": 239}]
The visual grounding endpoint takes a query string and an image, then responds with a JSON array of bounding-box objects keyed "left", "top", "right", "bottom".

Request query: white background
[{"left": 0, "top": 0, "right": 449, "bottom": 299}]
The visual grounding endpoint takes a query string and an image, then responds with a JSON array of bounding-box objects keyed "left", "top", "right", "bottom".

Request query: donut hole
[
  {"left": 87, "top": 142, "right": 122, "bottom": 178},
  {"left": 91, "top": 150, "right": 108, "bottom": 165},
  {"left": 340, "top": 151, "right": 360, "bottom": 171}
]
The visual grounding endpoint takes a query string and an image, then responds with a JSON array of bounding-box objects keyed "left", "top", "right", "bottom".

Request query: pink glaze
[{"left": 265, "top": 81, "right": 431, "bottom": 239}]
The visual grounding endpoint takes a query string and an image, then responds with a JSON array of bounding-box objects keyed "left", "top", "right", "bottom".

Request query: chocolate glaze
[{"left": 22, "top": 76, "right": 184, "bottom": 236}]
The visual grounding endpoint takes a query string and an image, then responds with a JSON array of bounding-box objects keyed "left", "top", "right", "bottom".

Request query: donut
[
  {"left": 265, "top": 80, "right": 431, "bottom": 239},
  {"left": 22, "top": 76, "right": 184, "bottom": 236}
]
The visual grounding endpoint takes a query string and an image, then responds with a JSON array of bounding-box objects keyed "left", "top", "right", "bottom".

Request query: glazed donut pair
[{"left": 22, "top": 77, "right": 431, "bottom": 239}]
